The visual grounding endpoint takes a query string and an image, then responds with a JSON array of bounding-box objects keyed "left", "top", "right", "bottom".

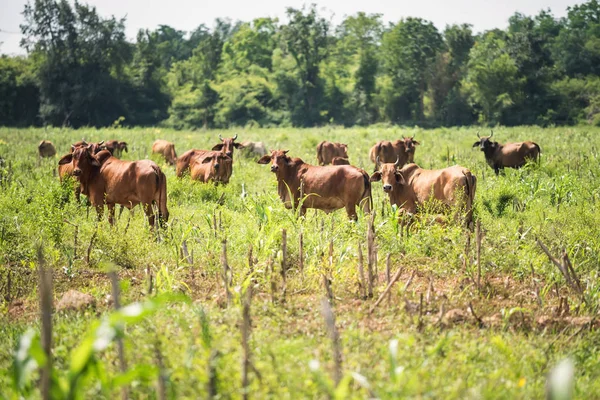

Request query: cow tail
[
  {"left": 360, "top": 170, "right": 372, "bottom": 214},
  {"left": 152, "top": 165, "right": 169, "bottom": 224},
  {"left": 533, "top": 143, "right": 542, "bottom": 164}
]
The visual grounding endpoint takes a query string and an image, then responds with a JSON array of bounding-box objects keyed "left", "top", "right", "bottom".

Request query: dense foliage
[{"left": 3, "top": 0, "right": 600, "bottom": 128}]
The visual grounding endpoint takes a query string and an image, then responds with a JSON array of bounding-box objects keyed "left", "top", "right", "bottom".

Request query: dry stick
[
  {"left": 469, "top": 302, "right": 484, "bottom": 328},
  {"left": 367, "top": 212, "right": 376, "bottom": 298},
  {"left": 537, "top": 239, "right": 572, "bottom": 286},
  {"left": 221, "top": 240, "right": 232, "bottom": 306},
  {"left": 86, "top": 229, "right": 97, "bottom": 266},
  {"left": 426, "top": 279, "right": 433, "bottom": 304},
  {"left": 403, "top": 269, "right": 417, "bottom": 292},
  {"left": 268, "top": 255, "right": 276, "bottom": 304},
  {"left": 320, "top": 298, "right": 342, "bottom": 386},
  {"left": 386, "top": 254, "right": 391, "bottom": 304},
  {"left": 6, "top": 270, "right": 11, "bottom": 303},
  {"left": 563, "top": 249, "right": 583, "bottom": 294},
  {"left": 146, "top": 265, "right": 153, "bottom": 295},
  {"left": 322, "top": 274, "right": 334, "bottom": 302},
  {"left": 206, "top": 349, "right": 220, "bottom": 399},
  {"left": 328, "top": 240, "right": 334, "bottom": 268},
  {"left": 299, "top": 231, "right": 304, "bottom": 275},
  {"left": 109, "top": 271, "right": 128, "bottom": 400},
  {"left": 154, "top": 339, "right": 167, "bottom": 400},
  {"left": 369, "top": 267, "right": 404, "bottom": 314},
  {"left": 37, "top": 246, "right": 52, "bottom": 400},
  {"left": 213, "top": 211, "right": 217, "bottom": 238},
  {"left": 63, "top": 220, "right": 79, "bottom": 260},
  {"left": 281, "top": 229, "right": 287, "bottom": 301},
  {"left": 241, "top": 286, "right": 253, "bottom": 400},
  {"left": 218, "top": 210, "right": 222, "bottom": 232},
  {"left": 476, "top": 220, "right": 482, "bottom": 292},
  {"left": 181, "top": 240, "right": 192, "bottom": 265},
  {"left": 357, "top": 243, "right": 366, "bottom": 299},
  {"left": 418, "top": 293, "right": 424, "bottom": 330}
]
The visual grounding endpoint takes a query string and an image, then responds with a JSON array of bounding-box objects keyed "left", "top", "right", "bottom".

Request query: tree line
[{"left": 2, "top": 0, "right": 600, "bottom": 129}]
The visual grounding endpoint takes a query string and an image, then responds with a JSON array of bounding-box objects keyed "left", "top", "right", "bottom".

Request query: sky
[{"left": 0, "top": 0, "right": 586, "bottom": 55}]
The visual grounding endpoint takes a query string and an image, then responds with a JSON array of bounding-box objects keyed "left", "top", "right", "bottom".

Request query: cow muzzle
[
  {"left": 214, "top": 163, "right": 220, "bottom": 170},
  {"left": 383, "top": 184, "right": 392, "bottom": 192},
  {"left": 73, "top": 168, "right": 82, "bottom": 177},
  {"left": 226, "top": 151, "right": 233, "bottom": 158},
  {"left": 270, "top": 165, "right": 279, "bottom": 172}
]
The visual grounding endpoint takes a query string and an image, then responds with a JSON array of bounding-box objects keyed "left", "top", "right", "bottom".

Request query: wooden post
[
  {"left": 109, "top": 271, "right": 128, "bottom": 400},
  {"left": 320, "top": 299, "right": 342, "bottom": 385},
  {"left": 367, "top": 212, "right": 375, "bottom": 298},
  {"left": 281, "top": 229, "right": 287, "bottom": 301},
  {"left": 386, "top": 253, "right": 391, "bottom": 304},
  {"left": 369, "top": 267, "right": 404, "bottom": 314},
  {"left": 328, "top": 240, "right": 334, "bottom": 268},
  {"left": 221, "top": 240, "right": 231, "bottom": 306},
  {"left": 476, "top": 220, "right": 482, "bottom": 291},
  {"left": 323, "top": 274, "right": 334, "bottom": 302},
  {"left": 241, "top": 286, "right": 253, "bottom": 400},
  {"left": 357, "top": 243, "right": 366, "bottom": 299},
  {"left": 37, "top": 245, "right": 52, "bottom": 400},
  {"left": 299, "top": 231, "right": 304, "bottom": 275},
  {"left": 86, "top": 230, "right": 97, "bottom": 266}
]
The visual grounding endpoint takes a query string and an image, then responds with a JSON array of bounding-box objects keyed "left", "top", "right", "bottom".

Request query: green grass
[{"left": 0, "top": 125, "right": 599, "bottom": 399}]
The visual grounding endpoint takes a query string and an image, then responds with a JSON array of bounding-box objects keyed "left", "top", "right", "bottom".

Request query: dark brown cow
[
  {"left": 190, "top": 151, "right": 233, "bottom": 184},
  {"left": 472, "top": 131, "right": 541, "bottom": 175},
  {"left": 61, "top": 146, "right": 168, "bottom": 227},
  {"left": 104, "top": 140, "right": 129, "bottom": 158},
  {"left": 332, "top": 157, "right": 350, "bottom": 165},
  {"left": 316, "top": 141, "right": 349, "bottom": 165},
  {"left": 38, "top": 140, "right": 56, "bottom": 158},
  {"left": 152, "top": 140, "right": 178, "bottom": 165},
  {"left": 369, "top": 136, "right": 420, "bottom": 171},
  {"left": 258, "top": 150, "right": 371, "bottom": 220},
  {"left": 370, "top": 159, "right": 476, "bottom": 226},
  {"left": 176, "top": 134, "right": 240, "bottom": 177}
]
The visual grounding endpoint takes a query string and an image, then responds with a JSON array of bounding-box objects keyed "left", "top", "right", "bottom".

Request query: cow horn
[
  {"left": 394, "top": 156, "right": 400, "bottom": 167},
  {"left": 71, "top": 145, "right": 76, "bottom": 152},
  {"left": 233, "top": 133, "right": 238, "bottom": 141},
  {"left": 411, "top": 135, "right": 415, "bottom": 140},
  {"left": 376, "top": 156, "right": 381, "bottom": 168},
  {"left": 476, "top": 131, "right": 480, "bottom": 138},
  {"left": 489, "top": 130, "right": 494, "bottom": 138},
  {"left": 219, "top": 134, "right": 223, "bottom": 141},
  {"left": 283, "top": 150, "right": 289, "bottom": 154},
  {"left": 82, "top": 140, "right": 88, "bottom": 145},
  {"left": 98, "top": 140, "right": 104, "bottom": 145}
]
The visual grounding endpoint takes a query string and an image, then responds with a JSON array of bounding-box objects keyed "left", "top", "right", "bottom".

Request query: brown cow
[
  {"left": 370, "top": 159, "right": 476, "bottom": 226},
  {"left": 369, "top": 136, "right": 420, "bottom": 171},
  {"left": 152, "top": 140, "right": 178, "bottom": 165},
  {"left": 59, "top": 142, "right": 106, "bottom": 201},
  {"left": 332, "top": 157, "right": 350, "bottom": 165},
  {"left": 72, "top": 140, "right": 105, "bottom": 154},
  {"left": 61, "top": 146, "right": 168, "bottom": 227},
  {"left": 472, "top": 131, "right": 541, "bottom": 175},
  {"left": 38, "top": 140, "right": 56, "bottom": 158},
  {"left": 190, "top": 151, "right": 233, "bottom": 184},
  {"left": 104, "top": 140, "right": 128, "bottom": 158},
  {"left": 238, "top": 141, "right": 267, "bottom": 157},
  {"left": 258, "top": 150, "right": 371, "bottom": 220},
  {"left": 316, "top": 141, "right": 349, "bottom": 165},
  {"left": 176, "top": 134, "right": 240, "bottom": 177}
]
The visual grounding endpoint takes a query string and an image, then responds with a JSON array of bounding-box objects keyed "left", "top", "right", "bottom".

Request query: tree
[{"left": 0, "top": 56, "right": 39, "bottom": 126}]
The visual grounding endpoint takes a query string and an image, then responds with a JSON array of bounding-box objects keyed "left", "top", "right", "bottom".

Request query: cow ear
[
  {"left": 413, "top": 140, "right": 420, "bottom": 145},
  {"left": 257, "top": 155, "right": 272, "bottom": 164},
  {"left": 369, "top": 172, "right": 382, "bottom": 182},
  {"left": 233, "top": 142, "right": 242, "bottom": 148},
  {"left": 202, "top": 156, "right": 213, "bottom": 164},
  {"left": 395, "top": 172, "right": 407, "bottom": 185},
  {"left": 212, "top": 144, "right": 224, "bottom": 151},
  {"left": 121, "top": 142, "right": 128, "bottom": 152},
  {"left": 472, "top": 141, "right": 480, "bottom": 148},
  {"left": 58, "top": 154, "right": 73, "bottom": 165}
]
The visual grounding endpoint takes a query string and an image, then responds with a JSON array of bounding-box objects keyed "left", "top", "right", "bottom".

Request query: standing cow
[
  {"left": 38, "top": 140, "right": 56, "bottom": 158},
  {"left": 104, "top": 140, "right": 129, "bottom": 158},
  {"left": 370, "top": 158, "right": 476, "bottom": 226},
  {"left": 238, "top": 141, "right": 267, "bottom": 157},
  {"left": 152, "top": 140, "right": 178, "bottom": 165},
  {"left": 258, "top": 150, "right": 371, "bottom": 220},
  {"left": 176, "top": 134, "right": 240, "bottom": 177},
  {"left": 190, "top": 151, "right": 233, "bottom": 184},
  {"left": 369, "top": 136, "right": 420, "bottom": 171},
  {"left": 62, "top": 145, "right": 168, "bottom": 227},
  {"left": 316, "top": 141, "right": 349, "bottom": 165},
  {"left": 472, "top": 131, "right": 541, "bottom": 175}
]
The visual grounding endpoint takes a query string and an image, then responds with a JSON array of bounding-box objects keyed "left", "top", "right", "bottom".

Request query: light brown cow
[
  {"left": 152, "top": 140, "right": 178, "bottom": 165},
  {"left": 332, "top": 157, "right": 350, "bottom": 165},
  {"left": 104, "top": 140, "right": 128, "bottom": 158},
  {"left": 258, "top": 150, "right": 372, "bottom": 220},
  {"left": 369, "top": 136, "right": 420, "bottom": 171},
  {"left": 176, "top": 134, "right": 240, "bottom": 177},
  {"left": 62, "top": 146, "right": 168, "bottom": 227},
  {"left": 38, "top": 140, "right": 56, "bottom": 158},
  {"left": 472, "top": 131, "right": 540, "bottom": 175},
  {"left": 370, "top": 159, "right": 476, "bottom": 226},
  {"left": 238, "top": 141, "right": 267, "bottom": 157},
  {"left": 190, "top": 151, "right": 233, "bottom": 184},
  {"left": 316, "top": 141, "right": 349, "bottom": 165}
]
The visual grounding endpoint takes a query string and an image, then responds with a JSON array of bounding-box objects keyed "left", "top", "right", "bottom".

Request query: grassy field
[{"left": 0, "top": 125, "right": 599, "bottom": 399}]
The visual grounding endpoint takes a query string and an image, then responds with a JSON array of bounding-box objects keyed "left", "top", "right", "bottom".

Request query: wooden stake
[
  {"left": 320, "top": 298, "right": 342, "bottom": 385},
  {"left": 221, "top": 240, "right": 231, "bottom": 306},
  {"left": 109, "top": 271, "right": 128, "bottom": 400},
  {"left": 357, "top": 242, "right": 366, "bottom": 299},
  {"left": 476, "top": 220, "right": 482, "bottom": 291},
  {"left": 369, "top": 267, "right": 404, "bottom": 314},
  {"left": 281, "top": 229, "right": 287, "bottom": 301},
  {"left": 386, "top": 253, "right": 391, "bottom": 304},
  {"left": 241, "top": 286, "right": 253, "bottom": 400},
  {"left": 299, "top": 231, "right": 304, "bottom": 275},
  {"left": 37, "top": 245, "right": 52, "bottom": 400},
  {"left": 367, "top": 212, "right": 375, "bottom": 298}
]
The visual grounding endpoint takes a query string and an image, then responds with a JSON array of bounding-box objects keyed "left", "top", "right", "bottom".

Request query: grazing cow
[
  {"left": 38, "top": 140, "right": 56, "bottom": 158},
  {"left": 472, "top": 131, "right": 541, "bottom": 175},
  {"left": 370, "top": 158, "right": 476, "bottom": 226},
  {"left": 316, "top": 141, "right": 349, "bottom": 165},
  {"left": 176, "top": 134, "right": 241, "bottom": 177},
  {"left": 257, "top": 150, "right": 372, "bottom": 220},
  {"left": 104, "top": 140, "right": 128, "bottom": 158},
  {"left": 238, "top": 141, "right": 267, "bottom": 157},
  {"left": 369, "top": 136, "right": 420, "bottom": 171},
  {"left": 152, "top": 140, "right": 178, "bottom": 165},
  {"left": 332, "top": 157, "right": 350, "bottom": 165},
  {"left": 190, "top": 151, "right": 233, "bottom": 184},
  {"left": 61, "top": 146, "right": 168, "bottom": 227}
]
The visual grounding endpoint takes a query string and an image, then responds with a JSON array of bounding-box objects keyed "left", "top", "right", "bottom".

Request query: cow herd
[{"left": 37, "top": 131, "right": 540, "bottom": 229}]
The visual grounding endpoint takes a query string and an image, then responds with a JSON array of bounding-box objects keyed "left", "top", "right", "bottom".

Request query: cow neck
[
  {"left": 483, "top": 143, "right": 501, "bottom": 160},
  {"left": 394, "top": 165, "right": 420, "bottom": 212},
  {"left": 276, "top": 158, "right": 304, "bottom": 202}
]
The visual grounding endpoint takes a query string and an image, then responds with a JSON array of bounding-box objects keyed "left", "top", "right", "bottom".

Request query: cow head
[
  {"left": 71, "top": 140, "right": 104, "bottom": 155},
  {"left": 213, "top": 133, "right": 241, "bottom": 158},
  {"left": 370, "top": 156, "right": 406, "bottom": 193},
  {"left": 472, "top": 130, "right": 497, "bottom": 152},
  {"left": 201, "top": 152, "right": 232, "bottom": 181},
  {"left": 403, "top": 136, "right": 420, "bottom": 153},
  {"left": 257, "top": 150, "right": 290, "bottom": 173},
  {"left": 69, "top": 144, "right": 100, "bottom": 177}
]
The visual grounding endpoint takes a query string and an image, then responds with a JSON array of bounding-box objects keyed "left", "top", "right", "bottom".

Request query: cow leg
[
  {"left": 95, "top": 205, "right": 104, "bottom": 222},
  {"left": 75, "top": 186, "right": 81, "bottom": 203},
  {"left": 144, "top": 203, "right": 156, "bottom": 228},
  {"left": 345, "top": 204, "right": 358, "bottom": 221},
  {"left": 107, "top": 204, "right": 116, "bottom": 226}
]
